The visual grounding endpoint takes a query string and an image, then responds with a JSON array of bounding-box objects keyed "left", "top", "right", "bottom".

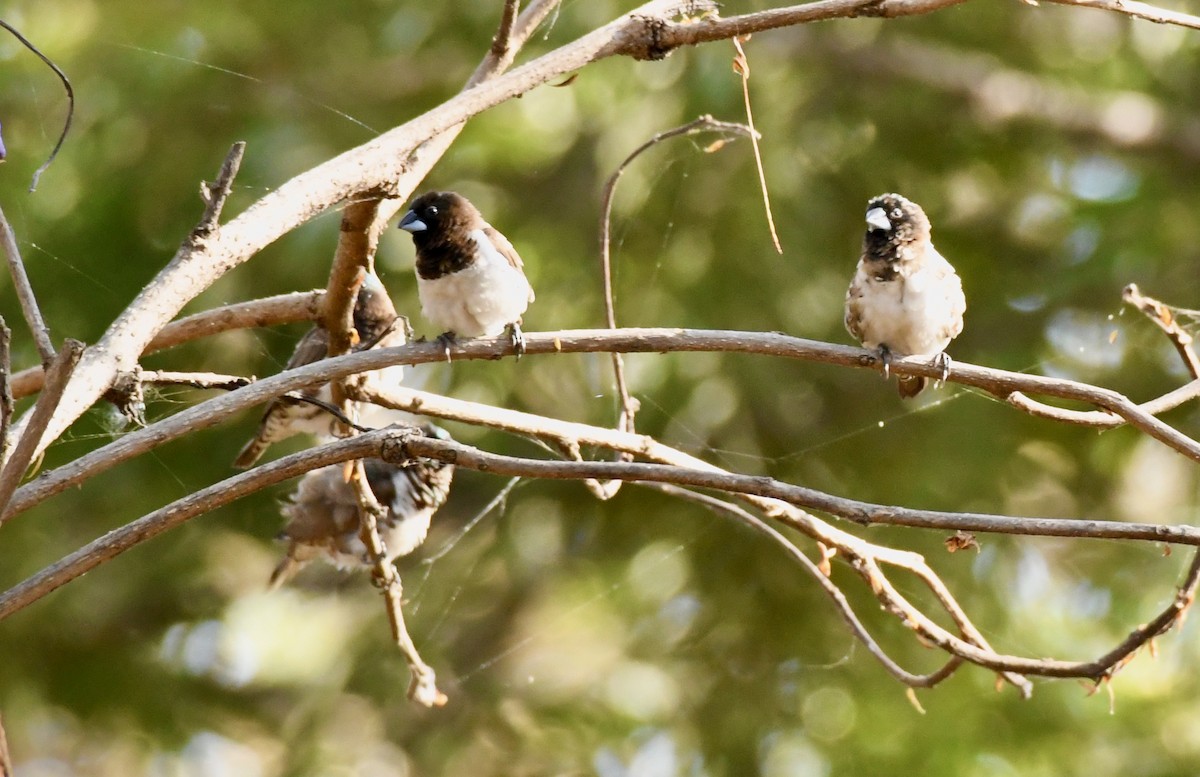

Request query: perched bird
[
  {"left": 268, "top": 425, "right": 457, "bottom": 589},
  {"left": 397, "top": 191, "right": 534, "bottom": 355},
  {"left": 233, "top": 272, "right": 405, "bottom": 468},
  {"left": 844, "top": 193, "right": 966, "bottom": 398}
]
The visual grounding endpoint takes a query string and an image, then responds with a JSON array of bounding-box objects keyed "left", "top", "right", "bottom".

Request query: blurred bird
[
  {"left": 397, "top": 191, "right": 534, "bottom": 355},
  {"left": 844, "top": 193, "right": 966, "bottom": 398},
  {"left": 233, "top": 272, "right": 405, "bottom": 468},
  {"left": 268, "top": 425, "right": 456, "bottom": 589}
]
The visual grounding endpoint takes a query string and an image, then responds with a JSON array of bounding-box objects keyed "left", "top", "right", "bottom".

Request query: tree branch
[
  {"left": 1045, "top": 0, "right": 1200, "bottom": 30},
  {"left": 642, "top": 483, "right": 966, "bottom": 689},
  {"left": 0, "top": 431, "right": 395, "bottom": 621},
  {"left": 10, "top": 291, "right": 323, "bottom": 401},
  {"left": 0, "top": 204, "right": 55, "bottom": 364},
  {"left": 0, "top": 340, "right": 83, "bottom": 516},
  {"left": 11, "top": 327, "right": 1200, "bottom": 524},
  {"left": 347, "top": 456, "right": 446, "bottom": 707},
  {"left": 192, "top": 141, "right": 246, "bottom": 242}
]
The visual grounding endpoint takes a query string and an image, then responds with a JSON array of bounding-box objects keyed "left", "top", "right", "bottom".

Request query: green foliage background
[{"left": 3, "top": 0, "right": 1200, "bottom": 774}]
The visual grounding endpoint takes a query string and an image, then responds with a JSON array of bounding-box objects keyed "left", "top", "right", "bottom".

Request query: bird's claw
[
  {"left": 934, "top": 352, "right": 952, "bottom": 388},
  {"left": 436, "top": 332, "right": 456, "bottom": 363},
  {"left": 877, "top": 346, "right": 892, "bottom": 381},
  {"left": 506, "top": 322, "right": 526, "bottom": 360}
]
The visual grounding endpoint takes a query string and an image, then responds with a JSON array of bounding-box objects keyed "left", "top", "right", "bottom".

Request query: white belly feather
[
  {"left": 418, "top": 229, "right": 533, "bottom": 337},
  {"left": 846, "top": 246, "right": 965, "bottom": 357}
]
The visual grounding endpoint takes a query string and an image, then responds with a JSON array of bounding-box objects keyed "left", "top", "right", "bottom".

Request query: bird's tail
[
  {"left": 233, "top": 438, "right": 267, "bottom": 469},
  {"left": 897, "top": 375, "right": 927, "bottom": 399},
  {"left": 267, "top": 554, "right": 305, "bottom": 591}
]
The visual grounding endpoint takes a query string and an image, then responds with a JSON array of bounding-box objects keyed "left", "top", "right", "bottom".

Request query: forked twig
[
  {"left": 0, "top": 318, "right": 12, "bottom": 466},
  {"left": 0, "top": 340, "right": 82, "bottom": 512},
  {"left": 348, "top": 454, "right": 446, "bottom": 707},
  {"left": 596, "top": 115, "right": 755, "bottom": 497},
  {"left": 193, "top": 141, "right": 246, "bottom": 241},
  {"left": 0, "top": 204, "right": 55, "bottom": 363},
  {"left": 1122, "top": 283, "right": 1200, "bottom": 380},
  {"left": 644, "top": 482, "right": 965, "bottom": 689}
]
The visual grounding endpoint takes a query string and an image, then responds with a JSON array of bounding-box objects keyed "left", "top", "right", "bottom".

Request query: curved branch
[
  {"left": 642, "top": 483, "right": 966, "bottom": 689},
  {"left": 10, "top": 291, "right": 324, "bottom": 400},
  {"left": 0, "top": 430, "right": 395, "bottom": 621},
  {"left": 10, "top": 327, "right": 1200, "bottom": 523}
]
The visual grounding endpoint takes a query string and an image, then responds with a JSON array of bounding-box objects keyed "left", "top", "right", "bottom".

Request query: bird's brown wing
[
  {"left": 286, "top": 326, "right": 331, "bottom": 368},
  {"left": 844, "top": 268, "right": 867, "bottom": 343},
  {"left": 482, "top": 223, "right": 524, "bottom": 271}
]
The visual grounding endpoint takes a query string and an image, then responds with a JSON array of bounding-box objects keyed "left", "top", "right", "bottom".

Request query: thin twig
[
  {"left": 0, "top": 340, "right": 82, "bottom": 513},
  {"left": 491, "top": 0, "right": 522, "bottom": 59},
  {"left": 644, "top": 483, "right": 965, "bottom": 689},
  {"left": 730, "top": 36, "right": 782, "bottom": 253},
  {"left": 0, "top": 20, "right": 74, "bottom": 192},
  {"left": 0, "top": 204, "right": 55, "bottom": 363},
  {"left": 599, "top": 115, "right": 754, "bottom": 431},
  {"left": 1122, "top": 283, "right": 1200, "bottom": 380},
  {"left": 192, "top": 141, "right": 247, "bottom": 241},
  {"left": 11, "top": 291, "right": 324, "bottom": 400},
  {"left": 0, "top": 318, "right": 12, "bottom": 466},
  {"left": 348, "top": 457, "right": 446, "bottom": 707},
  {"left": 140, "top": 371, "right": 253, "bottom": 392},
  {"left": 0, "top": 431, "right": 394, "bottom": 621},
  {"left": 595, "top": 115, "right": 756, "bottom": 497},
  {"left": 0, "top": 711, "right": 11, "bottom": 777},
  {"left": 1044, "top": 0, "right": 1200, "bottom": 30}
]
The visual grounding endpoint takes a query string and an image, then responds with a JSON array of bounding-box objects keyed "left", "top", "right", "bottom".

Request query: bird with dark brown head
[
  {"left": 844, "top": 193, "right": 965, "bottom": 398},
  {"left": 398, "top": 191, "right": 534, "bottom": 356}
]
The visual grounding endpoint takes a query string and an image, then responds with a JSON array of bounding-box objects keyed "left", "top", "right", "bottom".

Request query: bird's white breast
[
  {"left": 846, "top": 245, "right": 965, "bottom": 357},
  {"left": 417, "top": 229, "right": 533, "bottom": 337}
]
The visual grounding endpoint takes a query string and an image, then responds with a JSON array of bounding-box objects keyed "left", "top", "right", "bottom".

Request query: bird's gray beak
[
  {"left": 398, "top": 210, "right": 427, "bottom": 233},
  {"left": 865, "top": 207, "right": 891, "bottom": 232}
]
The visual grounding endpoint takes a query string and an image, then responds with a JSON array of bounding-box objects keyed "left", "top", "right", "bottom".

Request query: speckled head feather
[{"left": 862, "top": 193, "right": 932, "bottom": 266}]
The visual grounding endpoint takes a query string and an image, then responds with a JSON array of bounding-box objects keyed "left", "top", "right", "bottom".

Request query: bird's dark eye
[{"left": 427, "top": 205, "right": 439, "bottom": 216}]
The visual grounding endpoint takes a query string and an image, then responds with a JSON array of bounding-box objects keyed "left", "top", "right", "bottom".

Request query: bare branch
[
  {"left": 12, "top": 327, "right": 1200, "bottom": 524},
  {"left": 11, "top": 290, "right": 323, "bottom": 401},
  {"left": 1044, "top": 0, "right": 1200, "bottom": 30},
  {"left": 0, "top": 204, "right": 55, "bottom": 363},
  {"left": 389, "top": 431, "right": 1200, "bottom": 547},
  {"left": 491, "top": 0, "right": 522, "bottom": 60},
  {"left": 192, "top": 141, "right": 246, "bottom": 242},
  {"left": 1123, "top": 283, "right": 1200, "bottom": 379},
  {"left": 0, "top": 430, "right": 393, "bottom": 621},
  {"left": 0, "top": 319, "right": 12, "bottom": 466},
  {"left": 0, "top": 340, "right": 83, "bottom": 515},
  {"left": 596, "top": 114, "right": 755, "bottom": 497},
  {"left": 348, "top": 457, "right": 446, "bottom": 707},
  {"left": 599, "top": 116, "right": 754, "bottom": 431},
  {"left": 140, "top": 371, "right": 253, "bottom": 392},
  {"left": 644, "top": 483, "right": 965, "bottom": 689},
  {"left": 324, "top": 200, "right": 382, "bottom": 353}
]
